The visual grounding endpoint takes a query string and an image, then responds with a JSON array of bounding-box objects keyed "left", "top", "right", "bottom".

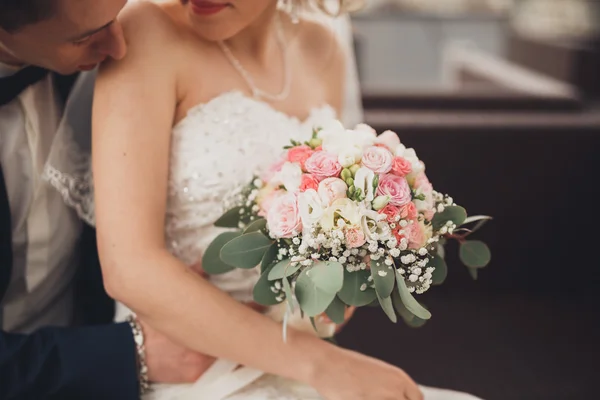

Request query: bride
[{"left": 91, "top": 1, "right": 483, "bottom": 399}]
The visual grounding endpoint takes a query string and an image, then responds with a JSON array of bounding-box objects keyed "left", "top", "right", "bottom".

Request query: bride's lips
[{"left": 190, "top": 0, "right": 229, "bottom": 16}]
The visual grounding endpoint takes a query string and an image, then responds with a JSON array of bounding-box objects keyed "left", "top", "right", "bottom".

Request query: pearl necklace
[{"left": 218, "top": 14, "right": 291, "bottom": 102}]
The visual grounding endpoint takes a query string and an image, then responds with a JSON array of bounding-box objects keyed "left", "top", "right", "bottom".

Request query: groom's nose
[{"left": 98, "top": 22, "right": 127, "bottom": 61}]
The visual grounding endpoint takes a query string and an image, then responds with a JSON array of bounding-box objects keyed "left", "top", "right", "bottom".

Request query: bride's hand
[{"left": 310, "top": 347, "right": 423, "bottom": 400}]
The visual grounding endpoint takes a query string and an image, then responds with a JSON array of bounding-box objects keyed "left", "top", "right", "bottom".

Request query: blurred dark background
[{"left": 338, "top": 1, "right": 600, "bottom": 399}]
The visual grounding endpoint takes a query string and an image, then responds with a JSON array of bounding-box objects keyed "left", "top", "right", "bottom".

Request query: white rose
[
  {"left": 273, "top": 162, "right": 303, "bottom": 192},
  {"left": 321, "top": 121, "right": 376, "bottom": 156},
  {"left": 298, "top": 189, "right": 324, "bottom": 229},
  {"left": 353, "top": 167, "right": 376, "bottom": 202}
]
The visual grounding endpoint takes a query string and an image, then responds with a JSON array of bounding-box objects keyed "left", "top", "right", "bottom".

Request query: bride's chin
[{"left": 186, "top": 18, "right": 245, "bottom": 42}]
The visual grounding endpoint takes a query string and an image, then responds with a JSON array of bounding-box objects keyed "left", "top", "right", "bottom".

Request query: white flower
[
  {"left": 395, "top": 145, "right": 425, "bottom": 176},
  {"left": 298, "top": 189, "right": 323, "bottom": 230},
  {"left": 338, "top": 148, "right": 361, "bottom": 168},
  {"left": 353, "top": 167, "right": 375, "bottom": 202},
  {"left": 272, "top": 162, "right": 303, "bottom": 192},
  {"left": 320, "top": 198, "right": 361, "bottom": 231},
  {"left": 319, "top": 120, "right": 375, "bottom": 156}
]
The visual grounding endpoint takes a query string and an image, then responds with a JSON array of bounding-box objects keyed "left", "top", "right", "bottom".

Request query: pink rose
[
  {"left": 318, "top": 177, "right": 348, "bottom": 206},
  {"left": 261, "top": 158, "right": 286, "bottom": 183},
  {"left": 407, "top": 221, "right": 426, "bottom": 250},
  {"left": 377, "top": 174, "right": 412, "bottom": 207},
  {"left": 305, "top": 151, "right": 342, "bottom": 179},
  {"left": 287, "top": 145, "right": 314, "bottom": 171},
  {"left": 375, "top": 130, "right": 401, "bottom": 151},
  {"left": 391, "top": 157, "right": 412, "bottom": 177},
  {"left": 361, "top": 146, "right": 393, "bottom": 174},
  {"left": 266, "top": 192, "right": 302, "bottom": 239},
  {"left": 258, "top": 188, "right": 285, "bottom": 217},
  {"left": 345, "top": 227, "right": 366, "bottom": 248},
  {"left": 299, "top": 174, "right": 320, "bottom": 192},
  {"left": 399, "top": 202, "right": 418, "bottom": 221}
]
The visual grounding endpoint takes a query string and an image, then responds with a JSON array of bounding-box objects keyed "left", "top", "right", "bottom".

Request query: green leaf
[
  {"left": 395, "top": 271, "right": 431, "bottom": 320},
  {"left": 338, "top": 268, "right": 377, "bottom": 307},
  {"left": 377, "top": 293, "right": 397, "bottom": 323},
  {"left": 459, "top": 240, "right": 491, "bottom": 268},
  {"left": 435, "top": 242, "right": 446, "bottom": 259},
  {"left": 460, "top": 215, "right": 493, "bottom": 233},
  {"left": 325, "top": 296, "right": 346, "bottom": 325},
  {"left": 467, "top": 267, "right": 479, "bottom": 280},
  {"left": 253, "top": 267, "right": 282, "bottom": 306},
  {"left": 201, "top": 232, "right": 241, "bottom": 275},
  {"left": 244, "top": 218, "right": 267, "bottom": 234},
  {"left": 261, "top": 244, "right": 279, "bottom": 274},
  {"left": 268, "top": 259, "right": 302, "bottom": 281},
  {"left": 392, "top": 290, "right": 428, "bottom": 328},
  {"left": 295, "top": 261, "right": 344, "bottom": 317},
  {"left": 214, "top": 206, "right": 243, "bottom": 228},
  {"left": 220, "top": 232, "right": 273, "bottom": 269},
  {"left": 430, "top": 254, "right": 448, "bottom": 285},
  {"left": 370, "top": 258, "right": 395, "bottom": 298},
  {"left": 432, "top": 206, "right": 467, "bottom": 230},
  {"left": 282, "top": 277, "right": 295, "bottom": 312},
  {"left": 309, "top": 316, "right": 318, "bottom": 333}
]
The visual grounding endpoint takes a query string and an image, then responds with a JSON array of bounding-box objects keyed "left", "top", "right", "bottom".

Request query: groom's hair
[{"left": 0, "top": 0, "right": 55, "bottom": 33}]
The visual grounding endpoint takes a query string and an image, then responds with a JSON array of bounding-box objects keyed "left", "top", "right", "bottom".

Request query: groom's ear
[{"left": 0, "top": 0, "right": 56, "bottom": 33}]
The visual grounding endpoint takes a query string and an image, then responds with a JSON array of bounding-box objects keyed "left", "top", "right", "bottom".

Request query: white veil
[{"left": 43, "top": 8, "right": 364, "bottom": 224}]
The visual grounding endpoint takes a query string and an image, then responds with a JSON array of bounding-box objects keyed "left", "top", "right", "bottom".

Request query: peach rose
[
  {"left": 391, "top": 157, "right": 412, "bottom": 177},
  {"left": 287, "top": 145, "right": 314, "bottom": 171},
  {"left": 299, "top": 174, "right": 320, "bottom": 192},
  {"left": 267, "top": 192, "right": 302, "bottom": 239},
  {"left": 407, "top": 220, "right": 432, "bottom": 249},
  {"left": 377, "top": 174, "right": 412, "bottom": 207},
  {"left": 414, "top": 173, "right": 435, "bottom": 220},
  {"left": 345, "top": 227, "right": 367, "bottom": 248},
  {"left": 305, "top": 151, "right": 342, "bottom": 180},
  {"left": 258, "top": 188, "right": 285, "bottom": 217},
  {"left": 378, "top": 204, "right": 401, "bottom": 224},
  {"left": 361, "top": 146, "right": 393, "bottom": 174},
  {"left": 375, "top": 130, "right": 401, "bottom": 151},
  {"left": 399, "top": 202, "right": 418, "bottom": 221},
  {"left": 318, "top": 177, "right": 348, "bottom": 206}
]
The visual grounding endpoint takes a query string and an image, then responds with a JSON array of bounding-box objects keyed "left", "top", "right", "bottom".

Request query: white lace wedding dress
[{"left": 108, "top": 91, "right": 483, "bottom": 400}]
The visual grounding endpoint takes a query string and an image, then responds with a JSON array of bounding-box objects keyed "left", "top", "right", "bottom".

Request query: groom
[{"left": 0, "top": 0, "right": 214, "bottom": 398}]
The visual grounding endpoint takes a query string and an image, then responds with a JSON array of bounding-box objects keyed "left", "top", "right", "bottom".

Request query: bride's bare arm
[{"left": 92, "top": 2, "right": 331, "bottom": 385}]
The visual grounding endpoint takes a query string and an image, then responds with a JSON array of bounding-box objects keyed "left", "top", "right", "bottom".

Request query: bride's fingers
[
  {"left": 189, "top": 262, "right": 209, "bottom": 279},
  {"left": 406, "top": 386, "right": 424, "bottom": 400}
]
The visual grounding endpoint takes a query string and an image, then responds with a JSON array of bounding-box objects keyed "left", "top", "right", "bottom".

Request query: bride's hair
[{"left": 299, "top": 0, "right": 365, "bottom": 16}]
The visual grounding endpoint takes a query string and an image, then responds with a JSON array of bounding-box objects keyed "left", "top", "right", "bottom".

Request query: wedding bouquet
[{"left": 202, "top": 121, "right": 491, "bottom": 335}]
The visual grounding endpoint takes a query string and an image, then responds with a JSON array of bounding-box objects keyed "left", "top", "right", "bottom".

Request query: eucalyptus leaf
[
  {"left": 325, "top": 296, "right": 346, "bottom": 325},
  {"left": 268, "top": 259, "right": 302, "bottom": 281},
  {"left": 459, "top": 240, "right": 491, "bottom": 268},
  {"left": 436, "top": 242, "right": 446, "bottom": 259},
  {"left": 214, "top": 206, "right": 243, "bottom": 228},
  {"left": 295, "top": 261, "right": 344, "bottom": 317},
  {"left": 432, "top": 206, "right": 467, "bottom": 230},
  {"left": 244, "top": 218, "right": 267, "bottom": 234},
  {"left": 377, "top": 293, "right": 397, "bottom": 323},
  {"left": 220, "top": 232, "right": 273, "bottom": 269},
  {"left": 396, "top": 272, "right": 432, "bottom": 320},
  {"left": 392, "top": 291, "right": 428, "bottom": 328},
  {"left": 338, "top": 268, "right": 377, "bottom": 307},
  {"left": 261, "top": 244, "right": 279, "bottom": 274},
  {"left": 430, "top": 254, "right": 448, "bottom": 285},
  {"left": 461, "top": 215, "right": 493, "bottom": 233},
  {"left": 201, "top": 232, "right": 241, "bottom": 275},
  {"left": 253, "top": 267, "right": 282, "bottom": 306},
  {"left": 309, "top": 316, "right": 318, "bottom": 333},
  {"left": 370, "top": 258, "right": 396, "bottom": 298}
]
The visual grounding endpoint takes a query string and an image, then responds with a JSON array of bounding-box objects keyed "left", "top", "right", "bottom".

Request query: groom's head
[{"left": 0, "top": 0, "right": 128, "bottom": 74}]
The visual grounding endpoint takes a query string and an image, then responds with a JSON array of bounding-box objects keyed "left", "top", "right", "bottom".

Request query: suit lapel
[{"left": 0, "top": 165, "right": 12, "bottom": 303}]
